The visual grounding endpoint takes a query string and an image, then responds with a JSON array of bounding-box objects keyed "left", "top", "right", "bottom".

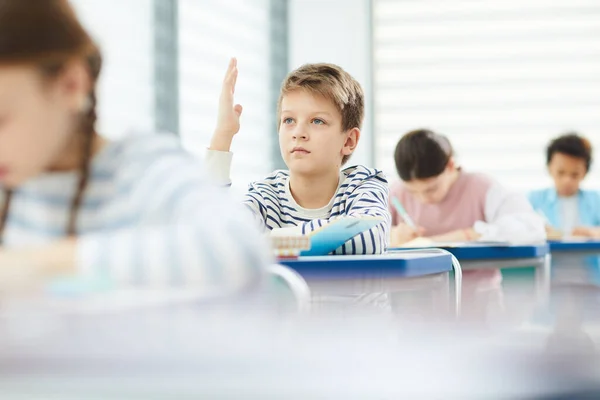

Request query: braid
[
  {"left": 66, "top": 88, "right": 97, "bottom": 236},
  {"left": 0, "top": 189, "right": 12, "bottom": 246},
  {"left": 66, "top": 51, "right": 101, "bottom": 236}
]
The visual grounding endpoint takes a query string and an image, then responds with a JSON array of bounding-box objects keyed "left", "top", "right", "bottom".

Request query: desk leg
[
  {"left": 535, "top": 254, "right": 552, "bottom": 305},
  {"left": 269, "top": 264, "right": 312, "bottom": 314},
  {"left": 384, "top": 248, "right": 462, "bottom": 320},
  {"left": 451, "top": 255, "right": 462, "bottom": 318}
]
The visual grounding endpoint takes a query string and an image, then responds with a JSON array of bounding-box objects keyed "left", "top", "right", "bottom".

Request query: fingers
[
  {"left": 223, "top": 57, "right": 236, "bottom": 82},
  {"left": 231, "top": 59, "right": 238, "bottom": 94},
  {"left": 222, "top": 57, "right": 238, "bottom": 95},
  {"left": 234, "top": 104, "right": 243, "bottom": 117}
]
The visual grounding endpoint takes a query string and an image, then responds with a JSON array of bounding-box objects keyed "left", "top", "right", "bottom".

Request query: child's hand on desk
[
  {"left": 210, "top": 57, "right": 243, "bottom": 152},
  {"left": 571, "top": 226, "right": 600, "bottom": 239},
  {"left": 428, "top": 228, "right": 481, "bottom": 242},
  {"left": 0, "top": 239, "right": 76, "bottom": 293},
  {"left": 390, "top": 223, "right": 425, "bottom": 246},
  {"left": 545, "top": 225, "right": 563, "bottom": 240}
]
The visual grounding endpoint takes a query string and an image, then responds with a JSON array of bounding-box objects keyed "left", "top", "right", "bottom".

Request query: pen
[{"left": 391, "top": 197, "right": 417, "bottom": 230}]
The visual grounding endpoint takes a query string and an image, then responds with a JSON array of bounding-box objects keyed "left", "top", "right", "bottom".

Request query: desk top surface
[
  {"left": 390, "top": 243, "right": 549, "bottom": 261},
  {"left": 278, "top": 251, "right": 453, "bottom": 278}
]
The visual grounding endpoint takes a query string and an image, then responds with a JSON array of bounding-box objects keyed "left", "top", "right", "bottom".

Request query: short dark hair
[
  {"left": 394, "top": 129, "right": 453, "bottom": 181},
  {"left": 547, "top": 133, "right": 593, "bottom": 172}
]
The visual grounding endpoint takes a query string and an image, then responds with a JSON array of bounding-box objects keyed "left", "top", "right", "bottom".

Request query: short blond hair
[{"left": 277, "top": 63, "right": 364, "bottom": 165}]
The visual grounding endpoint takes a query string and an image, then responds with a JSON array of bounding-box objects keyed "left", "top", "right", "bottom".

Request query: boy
[
  {"left": 529, "top": 133, "right": 600, "bottom": 238},
  {"left": 206, "top": 58, "right": 390, "bottom": 254}
]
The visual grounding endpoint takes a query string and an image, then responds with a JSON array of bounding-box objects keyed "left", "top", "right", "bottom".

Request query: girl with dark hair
[
  {"left": 389, "top": 129, "right": 544, "bottom": 246},
  {"left": 0, "top": 0, "right": 267, "bottom": 295}
]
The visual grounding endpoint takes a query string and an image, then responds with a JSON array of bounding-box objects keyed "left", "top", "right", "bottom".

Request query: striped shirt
[
  {"left": 205, "top": 150, "right": 391, "bottom": 254},
  {"left": 1, "top": 132, "right": 269, "bottom": 297}
]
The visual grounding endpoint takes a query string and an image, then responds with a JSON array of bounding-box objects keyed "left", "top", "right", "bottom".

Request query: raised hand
[{"left": 210, "top": 57, "right": 243, "bottom": 152}]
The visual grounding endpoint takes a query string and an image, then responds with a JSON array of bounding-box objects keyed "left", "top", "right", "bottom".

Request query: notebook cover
[{"left": 301, "top": 217, "right": 383, "bottom": 256}]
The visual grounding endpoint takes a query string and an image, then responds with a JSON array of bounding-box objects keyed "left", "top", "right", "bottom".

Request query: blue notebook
[{"left": 300, "top": 217, "right": 383, "bottom": 256}]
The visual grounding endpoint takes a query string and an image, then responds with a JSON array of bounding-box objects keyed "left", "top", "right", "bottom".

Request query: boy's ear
[
  {"left": 446, "top": 157, "right": 456, "bottom": 171},
  {"left": 342, "top": 128, "right": 360, "bottom": 157}
]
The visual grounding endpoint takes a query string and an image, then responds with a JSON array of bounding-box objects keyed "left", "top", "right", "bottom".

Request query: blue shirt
[
  {"left": 528, "top": 188, "right": 600, "bottom": 229},
  {"left": 530, "top": 188, "right": 600, "bottom": 287}
]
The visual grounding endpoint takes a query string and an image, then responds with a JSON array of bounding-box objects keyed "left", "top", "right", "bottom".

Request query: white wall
[
  {"left": 70, "top": 0, "right": 155, "bottom": 138},
  {"left": 288, "top": 0, "right": 374, "bottom": 168}
]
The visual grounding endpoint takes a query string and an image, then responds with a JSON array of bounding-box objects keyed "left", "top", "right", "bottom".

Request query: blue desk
[
  {"left": 530, "top": 241, "right": 600, "bottom": 330},
  {"left": 435, "top": 244, "right": 548, "bottom": 261},
  {"left": 547, "top": 240, "right": 600, "bottom": 286},
  {"left": 392, "top": 243, "right": 548, "bottom": 261},
  {"left": 549, "top": 240, "right": 600, "bottom": 253},
  {"left": 280, "top": 252, "right": 452, "bottom": 278},
  {"left": 278, "top": 252, "right": 458, "bottom": 316},
  {"left": 391, "top": 244, "right": 551, "bottom": 303}
]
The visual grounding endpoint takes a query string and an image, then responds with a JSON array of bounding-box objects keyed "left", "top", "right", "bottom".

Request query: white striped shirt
[
  {"left": 205, "top": 150, "right": 391, "bottom": 254},
  {"left": 1, "top": 133, "right": 270, "bottom": 297}
]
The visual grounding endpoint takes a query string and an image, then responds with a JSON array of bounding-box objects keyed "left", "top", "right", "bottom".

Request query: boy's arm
[
  {"left": 210, "top": 57, "right": 243, "bottom": 153},
  {"left": 204, "top": 149, "right": 233, "bottom": 186},
  {"left": 204, "top": 57, "right": 242, "bottom": 185}
]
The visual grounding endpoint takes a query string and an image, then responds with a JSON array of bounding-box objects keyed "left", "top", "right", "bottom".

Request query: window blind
[
  {"left": 178, "top": 0, "right": 279, "bottom": 193},
  {"left": 373, "top": 0, "right": 600, "bottom": 191}
]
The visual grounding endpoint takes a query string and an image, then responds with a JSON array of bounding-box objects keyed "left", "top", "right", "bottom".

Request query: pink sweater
[
  {"left": 390, "top": 171, "right": 502, "bottom": 290},
  {"left": 389, "top": 171, "right": 493, "bottom": 235}
]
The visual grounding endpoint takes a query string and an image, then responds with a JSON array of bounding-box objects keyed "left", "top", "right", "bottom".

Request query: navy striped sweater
[{"left": 204, "top": 150, "right": 391, "bottom": 255}]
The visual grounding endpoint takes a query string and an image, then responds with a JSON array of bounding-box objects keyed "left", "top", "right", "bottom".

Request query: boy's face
[
  {"left": 278, "top": 90, "right": 357, "bottom": 176},
  {"left": 0, "top": 64, "right": 87, "bottom": 188},
  {"left": 548, "top": 152, "right": 587, "bottom": 197}
]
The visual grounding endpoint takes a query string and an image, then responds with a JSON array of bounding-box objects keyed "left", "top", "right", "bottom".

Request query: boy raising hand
[{"left": 206, "top": 58, "right": 391, "bottom": 255}]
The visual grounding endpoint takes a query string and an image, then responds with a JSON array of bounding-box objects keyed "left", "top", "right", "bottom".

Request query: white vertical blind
[
  {"left": 71, "top": 0, "right": 155, "bottom": 138},
  {"left": 178, "top": 0, "right": 273, "bottom": 193},
  {"left": 373, "top": 0, "right": 600, "bottom": 191},
  {"left": 72, "top": 0, "right": 278, "bottom": 193}
]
